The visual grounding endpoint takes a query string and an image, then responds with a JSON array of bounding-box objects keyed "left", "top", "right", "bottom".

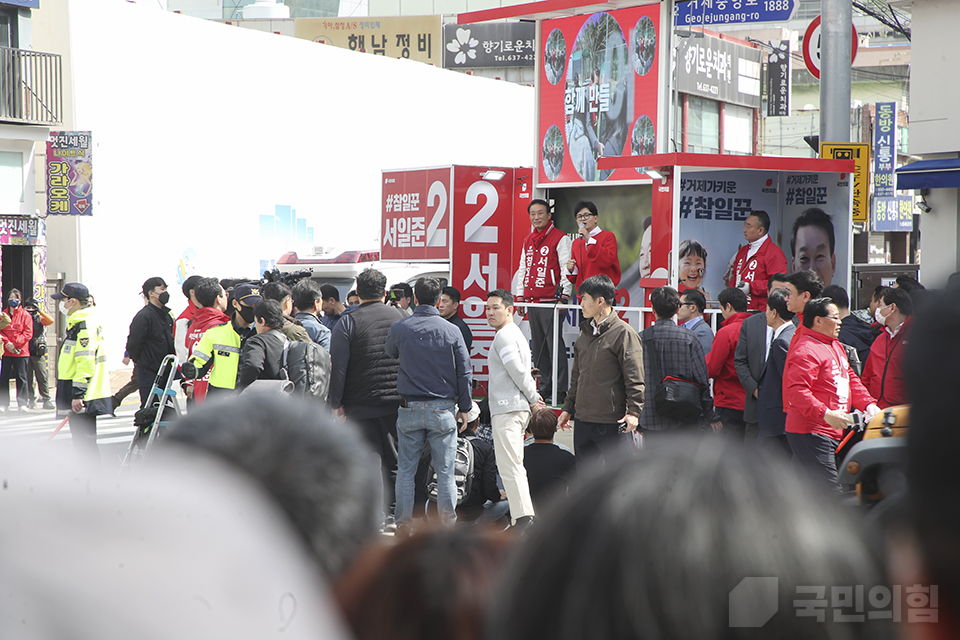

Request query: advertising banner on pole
[
  {"left": 46, "top": 131, "right": 93, "bottom": 216},
  {"left": 873, "top": 102, "right": 897, "bottom": 199},
  {"left": 767, "top": 40, "right": 791, "bottom": 117},
  {"left": 442, "top": 22, "right": 535, "bottom": 68},
  {"left": 872, "top": 196, "right": 913, "bottom": 232},
  {"left": 450, "top": 166, "right": 525, "bottom": 387},
  {"left": 381, "top": 168, "right": 452, "bottom": 262},
  {"left": 538, "top": 5, "right": 660, "bottom": 187}
]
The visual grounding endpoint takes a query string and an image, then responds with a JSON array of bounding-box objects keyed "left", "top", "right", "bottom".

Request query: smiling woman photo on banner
[{"left": 678, "top": 239, "right": 711, "bottom": 300}]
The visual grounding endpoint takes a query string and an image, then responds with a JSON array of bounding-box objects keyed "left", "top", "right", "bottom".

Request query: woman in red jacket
[{"left": 1, "top": 288, "right": 34, "bottom": 412}]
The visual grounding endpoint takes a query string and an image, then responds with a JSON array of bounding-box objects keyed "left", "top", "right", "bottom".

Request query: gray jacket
[{"left": 487, "top": 322, "right": 539, "bottom": 415}]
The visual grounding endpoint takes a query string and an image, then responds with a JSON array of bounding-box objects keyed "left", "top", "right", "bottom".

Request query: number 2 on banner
[
  {"left": 426, "top": 180, "right": 447, "bottom": 247},
  {"left": 464, "top": 180, "right": 499, "bottom": 243}
]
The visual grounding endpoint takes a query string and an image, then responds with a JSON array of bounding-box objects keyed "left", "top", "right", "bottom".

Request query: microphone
[{"left": 579, "top": 222, "right": 586, "bottom": 229}]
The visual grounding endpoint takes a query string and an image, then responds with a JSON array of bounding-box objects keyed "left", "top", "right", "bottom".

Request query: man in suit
[
  {"left": 756, "top": 288, "right": 796, "bottom": 459},
  {"left": 734, "top": 273, "right": 788, "bottom": 444}
]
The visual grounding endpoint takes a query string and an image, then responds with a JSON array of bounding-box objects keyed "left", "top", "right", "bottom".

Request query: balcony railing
[{"left": 0, "top": 46, "right": 62, "bottom": 126}]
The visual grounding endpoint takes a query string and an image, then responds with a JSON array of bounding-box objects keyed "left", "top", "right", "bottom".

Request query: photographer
[
  {"left": 389, "top": 282, "right": 413, "bottom": 317},
  {"left": 23, "top": 298, "right": 55, "bottom": 410}
]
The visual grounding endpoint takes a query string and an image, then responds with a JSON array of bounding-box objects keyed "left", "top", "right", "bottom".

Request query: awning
[{"left": 896, "top": 158, "right": 960, "bottom": 190}]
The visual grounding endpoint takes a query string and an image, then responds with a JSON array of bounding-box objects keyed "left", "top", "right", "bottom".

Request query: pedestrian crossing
[{"left": 0, "top": 402, "right": 140, "bottom": 445}]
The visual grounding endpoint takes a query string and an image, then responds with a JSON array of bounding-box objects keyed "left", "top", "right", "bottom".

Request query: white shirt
[
  {"left": 745, "top": 233, "right": 769, "bottom": 261},
  {"left": 765, "top": 321, "right": 792, "bottom": 362}
]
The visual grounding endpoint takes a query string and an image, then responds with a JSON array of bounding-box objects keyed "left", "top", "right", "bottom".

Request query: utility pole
[{"left": 820, "top": 0, "right": 852, "bottom": 143}]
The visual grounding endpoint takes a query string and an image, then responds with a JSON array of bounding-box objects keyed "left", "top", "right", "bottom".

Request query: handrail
[{"left": 0, "top": 46, "right": 63, "bottom": 126}]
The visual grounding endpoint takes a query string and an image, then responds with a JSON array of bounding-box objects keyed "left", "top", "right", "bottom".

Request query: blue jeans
[{"left": 395, "top": 399, "right": 459, "bottom": 526}]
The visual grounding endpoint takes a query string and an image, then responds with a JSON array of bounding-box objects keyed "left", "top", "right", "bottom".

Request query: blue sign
[
  {"left": 873, "top": 102, "right": 897, "bottom": 198},
  {"left": 0, "top": 0, "right": 40, "bottom": 8},
  {"left": 675, "top": 0, "right": 796, "bottom": 26},
  {"left": 872, "top": 196, "right": 913, "bottom": 232}
]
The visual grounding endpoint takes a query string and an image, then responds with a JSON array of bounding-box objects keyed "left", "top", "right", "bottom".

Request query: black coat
[
  {"left": 238, "top": 328, "right": 287, "bottom": 389},
  {"left": 756, "top": 323, "right": 796, "bottom": 437},
  {"left": 126, "top": 303, "right": 174, "bottom": 373}
]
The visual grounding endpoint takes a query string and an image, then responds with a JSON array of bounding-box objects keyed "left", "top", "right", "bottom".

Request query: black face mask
[
  {"left": 237, "top": 305, "right": 255, "bottom": 324},
  {"left": 158, "top": 291, "right": 170, "bottom": 306}
]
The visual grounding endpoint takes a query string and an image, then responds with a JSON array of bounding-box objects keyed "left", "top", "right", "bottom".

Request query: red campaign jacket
[
  {"left": 783, "top": 325, "right": 876, "bottom": 439},
  {"left": 1, "top": 305, "right": 33, "bottom": 358},
  {"left": 184, "top": 306, "right": 230, "bottom": 401},
  {"left": 520, "top": 224, "right": 566, "bottom": 302},
  {"left": 861, "top": 316, "right": 911, "bottom": 408},
  {"left": 566, "top": 229, "right": 621, "bottom": 293},
  {"left": 732, "top": 237, "right": 788, "bottom": 311},
  {"left": 706, "top": 311, "right": 751, "bottom": 411}
]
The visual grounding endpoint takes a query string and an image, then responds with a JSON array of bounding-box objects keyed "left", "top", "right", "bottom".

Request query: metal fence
[{"left": 0, "top": 46, "right": 62, "bottom": 126}]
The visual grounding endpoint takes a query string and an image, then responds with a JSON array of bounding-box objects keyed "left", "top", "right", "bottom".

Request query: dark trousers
[
  {"left": 718, "top": 407, "right": 747, "bottom": 441},
  {"left": 744, "top": 420, "right": 759, "bottom": 445},
  {"left": 26, "top": 354, "right": 51, "bottom": 404},
  {"left": 68, "top": 411, "right": 100, "bottom": 468},
  {"left": 574, "top": 420, "right": 625, "bottom": 463},
  {"left": 113, "top": 367, "right": 139, "bottom": 410},
  {"left": 528, "top": 305, "right": 568, "bottom": 404},
  {"left": 787, "top": 432, "right": 841, "bottom": 495},
  {"left": 0, "top": 356, "right": 29, "bottom": 409},
  {"left": 137, "top": 366, "right": 159, "bottom": 407},
  {"left": 757, "top": 433, "right": 792, "bottom": 462},
  {"left": 348, "top": 409, "right": 399, "bottom": 516}
]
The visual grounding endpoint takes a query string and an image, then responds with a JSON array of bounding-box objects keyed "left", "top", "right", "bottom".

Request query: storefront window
[
  {"left": 686, "top": 95, "right": 719, "bottom": 154},
  {"left": 0, "top": 151, "right": 24, "bottom": 203},
  {"left": 724, "top": 103, "right": 753, "bottom": 155}
]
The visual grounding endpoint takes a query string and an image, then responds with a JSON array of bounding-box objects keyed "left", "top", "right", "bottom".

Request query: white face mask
[
  {"left": 59, "top": 300, "right": 70, "bottom": 316},
  {"left": 874, "top": 305, "right": 887, "bottom": 326}
]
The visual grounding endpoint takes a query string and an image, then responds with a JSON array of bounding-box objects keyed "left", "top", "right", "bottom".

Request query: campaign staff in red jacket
[
  {"left": 182, "top": 277, "right": 229, "bottom": 404},
  {"left": 730, "top": 210, "right": 788, "bottom": 312},
  {"left": 564, "top": 201, "right": 620, "bottom": 296},
  {"left": 706, "top": 287, "right": 752, "bottom": 439},
  {"left": 783, "top": 297, "right": 879, "bottom": 493},
  {"left": 0, "top": 288, "right": 33, "bottom": 412},
  {"left": 862, "top": 287, "right": 912, "bottom": 408}
]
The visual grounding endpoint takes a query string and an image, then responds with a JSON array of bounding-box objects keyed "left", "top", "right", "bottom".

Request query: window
[
  {"left": 0, "top": 151, "right": 24, "bottom": 203},
  {"left": 724, "top": 104, "right": 753, "bottom": 155},
  {"left": 686, "top": 95, "right": 719, "bottom": 154}
]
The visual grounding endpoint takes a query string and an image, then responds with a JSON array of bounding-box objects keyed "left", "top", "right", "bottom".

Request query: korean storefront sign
[
  {"left": 766, "top": 40, "right": 791, "bottom": 117},
  {"left": 294, "top": 17, "right": 441, "bottom": 65},
  {"left": 46, "top": 131, "right": 93, "bottom": 216},
  {"left": 538, "top": 5, "right": 661, "bottom": 186},
  {"left": 676, "top": 34, "right": 762, "bottom": 109},
  {"left": 442, "top": 21, "right": 535, "bottom": 68},
  {"left": 873, "top": 102, "right": 897, "bottom": 199},
  {"left": 0, "top": 215, "right": 44, "bottom": 245},
  {"left": 872, "top": 195, "right": 913, "bottom": 232}
]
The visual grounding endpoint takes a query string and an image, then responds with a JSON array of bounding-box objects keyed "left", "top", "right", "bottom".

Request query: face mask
[
  {"left": 7, "top": 299, "right": 19, "bottom": 308},
  {"left": 237, "top": 305, "right": 255, "bottom": 324},
  {"left": 158, "top": 291, "right": 170, "bottom": 306},
  {"left": 874, "top": 305, "right": 887, "bottom": 326},
  {"left": 59, "top": 300, "right": 70, "bottom": 316}
]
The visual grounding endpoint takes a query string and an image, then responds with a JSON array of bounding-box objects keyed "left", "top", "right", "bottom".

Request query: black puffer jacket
[
  {"left": 329, "top": 301, "right": 403, "bottom": 415},
  {"left": 126, "top": 303, "right": 174, "bottom": 373}
]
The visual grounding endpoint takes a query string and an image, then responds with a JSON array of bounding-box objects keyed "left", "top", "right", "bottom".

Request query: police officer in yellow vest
[
  {"left": 182, "top": 283, "right": 261, "bottom": 400},
  {"left": 53, "top": 283, "right": 112, "bottom": 464}
]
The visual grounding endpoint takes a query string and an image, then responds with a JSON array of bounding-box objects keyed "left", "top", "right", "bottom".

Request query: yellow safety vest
[
  {"left": 189, "top": 321, "right": 243, "bottom": 391},
  {"left": 58, "top": 306, "right": 111, "bottom": 401}
]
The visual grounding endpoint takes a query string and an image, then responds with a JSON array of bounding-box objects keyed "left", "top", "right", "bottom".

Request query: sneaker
[
  {"left": 42, "top": 401, "right": 55, "bottom": 411},
  {"left": 18, "top": 406, "right": 28, "bottom": 413},
  {"left": 509, "top": 516, "right": 535, "bottom": 535}
]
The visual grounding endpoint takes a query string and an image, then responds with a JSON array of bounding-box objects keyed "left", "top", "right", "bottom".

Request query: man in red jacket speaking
[
  {"left": 564, "top": 201, "right": 620, "bottom": 296},
  {"left": 783, "top": 297, "right": 879, "bottom": 494},
  {"left": 729, "top": 210, "right": 788, "bottom": 312}
]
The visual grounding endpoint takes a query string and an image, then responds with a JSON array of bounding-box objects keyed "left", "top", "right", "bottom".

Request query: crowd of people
[{"left": 4, "top": 198, "right": 959, "bottom": 639}]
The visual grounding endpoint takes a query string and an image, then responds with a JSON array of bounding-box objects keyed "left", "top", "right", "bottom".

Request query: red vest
[{"left": 521, "top": 224, "right": 566, "bottom": 302}]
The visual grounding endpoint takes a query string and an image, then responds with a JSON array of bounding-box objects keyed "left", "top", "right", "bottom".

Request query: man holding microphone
[{"left": 564, "top": 201, "right": 620, "bottom": 297}]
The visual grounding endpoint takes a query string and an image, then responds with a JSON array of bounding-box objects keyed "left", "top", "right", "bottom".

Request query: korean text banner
[
  {"left": 0, "top": 216, "right": 45, "bottom": 245},
  {"left": 873, "top": 196, "right": 913, "bottom": 232},
  {"left": 873, "top": 102, "right": 897, "bottom": 199},
  {"left": 46, "top": 131, "right": 93, "bottom": 216},
  {"left": 676, "top": 35, "right": 762, "bottom": 109},
  {"left": 538, "top": 5, "right": 660, "bottom": 186},
  {"left": 442, "top": 22, "right": 535, "bottom": 69},
  {"left": 780, "top": 171, "right": 850, "bottom": 292},
  {"left": 381, "top": 168, "right": 451, "bottom": 261},
  {"left": 295, "top": 17, "right": 441, "bottom": 65}
]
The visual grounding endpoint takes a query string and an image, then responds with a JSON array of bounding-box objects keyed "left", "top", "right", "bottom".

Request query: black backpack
[
  {"left": 281, "top": 339, "right": 331, "bottom": 400},
  {"left": 426, "top": 436, "right": 477, "bottom": 506},
  {"left": 28, "top": 310, "right": 47, "bottom": 357}
]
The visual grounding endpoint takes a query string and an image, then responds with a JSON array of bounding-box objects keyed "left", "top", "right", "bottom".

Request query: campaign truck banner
[
  {"left": 295, "top": 17, "right": 442, "bottom": 65},
  {"left": 677, "top": 35, "right": 762, "bottom": 109},
  {"left": 381, "top": 167, "right": 452, "bottom": 261},
  {"left": 442, "top": 22, "right": 535, "bottom": 68},
  {"left": 538, "top": 5, "right": 660, "bottom": 186},
  {"left": 780, "top": 171, "right": 851, "bottom": 291},
  {"left": 450, "top": 166, "right": 527, "bottom": 387},
  {"left": 874, "top": 102, "right": 897, "bottom": 198},
  {"left": 873, "top": 196, "right": 913, "bottom": 232},
  {"left": 46, "top": 131, "right": 93, "bottom": 216},
  {"left": 0, "top": 215, "right": 44, "bottom": 246}
]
